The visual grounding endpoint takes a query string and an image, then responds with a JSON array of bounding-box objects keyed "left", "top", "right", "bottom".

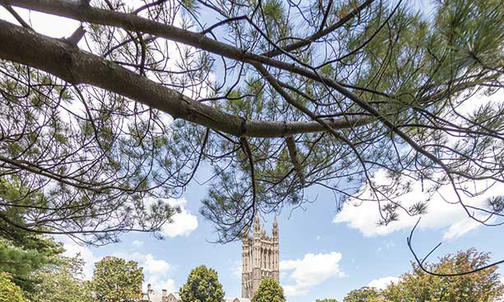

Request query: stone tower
[{"left": 241, "top": 215, "right": 279, "bottom": 298}]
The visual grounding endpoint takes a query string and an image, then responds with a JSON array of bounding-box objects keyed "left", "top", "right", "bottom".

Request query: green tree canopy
[
  {"left": 383, "top": 249, "right": 504, "bottom": 301},
  {"left": 343, "top": 286, "right": 388, "bottom": 302},
  {"left": 0, "top": 0, "right": 503, "bottom": 244},
  {"left": 30, "top": 256, "right": 93, "bottom": 302},
  {"left": 179, "top": 265, "right": 225, "bottom": 302},
  {"left": 0, "top": 272, "right": 28, "bottom": 302},
  {"left": 0, "top": 231, "right": 63, "bottom": 293},
  {"left": 0, "top": 177, "right": 64, "bottom": 291},
  {"left": 92, "top": 256, "right": 144, "bottom": 302},
  {"left": 252, "top": 278, "right": 286, "bottom": 302},
  {"left": 343, "top": 249, "right": 504, "bottom": 302},
  {"left": 316, "top": 299, "right": 338, "bottom": 302}
]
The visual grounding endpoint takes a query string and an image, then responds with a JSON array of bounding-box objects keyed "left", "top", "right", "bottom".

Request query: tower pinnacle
[
  {"left": 241, "top": 215, "right": 279, "bottom": 298},
  {"left": 273, "top": 216, "right": 278, "bottom": 238},
  {"left": 253, "top": 213, "right": 260, "bottom": 234}
]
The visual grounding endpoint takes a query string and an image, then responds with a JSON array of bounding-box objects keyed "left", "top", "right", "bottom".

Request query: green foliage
[
  {"left": 92, "top": 256, "right": 144, "bottom": 302},
  {"left": 343, "top": 249, "right": 504, "bottom": 302},
  {"left": 316, "top": 299, "right": 338, "bottom": 302},
  {"left": 0, "top": 176, "right": 64, "bottom": 294},
  {"left": 179, "top": 265, "right": 225, "bottom": 302},
  {"left": 343, "top": 286, "right": 388, "bottom": 302},
  {"left": 30, "top": 256, "right": 93, "bottom": 302},
  {"left": 252, "top": 278, "right": 286, "bottom": 302},
  {"left": 0, "top": 272, "right": 28, "bottom": 302},
  {"left": 0, "top": 178, "right": 63, "bottom": 292},
  {"left": 202, "top": 0, "right": 504, "bottom": 242},
  {"left": 0, "top": 64, "right": 179, "bottom": 245},
  {"left": 0, "top": 235, "right": 63, "bottom": 293},
  {"left": 1, "top": 0, "right": 504, "bottom": 246},
  {"left": 383, "top": 249, "right": 504, "bottom": 301},
  {"left": 0, "top": 178, "right": 49, "bottom": 243}
]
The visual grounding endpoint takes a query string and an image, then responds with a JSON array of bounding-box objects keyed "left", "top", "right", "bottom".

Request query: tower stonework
[{"left": 241, "top": 215, "right": 279, "bottom": 299}]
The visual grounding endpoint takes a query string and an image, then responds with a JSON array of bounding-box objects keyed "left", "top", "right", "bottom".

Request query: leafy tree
[
  {"left": 92, "top": 256, "right": 143, "bottom": 302},
  {"left": 343, "top": 287, "right": 388, "bottom": 302},
  {"left": 30, "top": 256, "right": 93, "bottom": 302},
  {"left": 0, "top": 235, "right": 63, "bottom": 293},
  {"left": 383, "top": 249, "right": 504, "bottom": 301},
  {"left": 0, "top": 272, "right": 28, "bottom": 302},
  {"left": 0, "top": 0, "right": 503, "bottom": 245},
  {"left": 179, "top": 265, "right": 225, "bottom": 302},
  {"left": 316, "top": 299, "right": 338, "bottom": 302},
  {"left": 252, "top": 278, "right": 286, "bottom": 302}
]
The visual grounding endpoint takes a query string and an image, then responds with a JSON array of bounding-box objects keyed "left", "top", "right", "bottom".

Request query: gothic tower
[{"left": 241, "top": 215, "right": 279, "bottom": 298}]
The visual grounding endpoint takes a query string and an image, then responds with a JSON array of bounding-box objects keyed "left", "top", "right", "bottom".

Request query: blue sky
[
  {"left": 1, "top": 2, "right": 503, "bottom": 302},
  {"left": 61, "top": 160, "right": 504, "bottom": 302}
]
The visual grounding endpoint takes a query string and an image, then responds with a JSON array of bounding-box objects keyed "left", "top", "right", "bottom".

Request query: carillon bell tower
[{"left": 241, "top": 215, "right": 279, "bottom": 298}]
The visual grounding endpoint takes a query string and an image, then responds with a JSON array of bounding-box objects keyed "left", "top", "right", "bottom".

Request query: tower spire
[
  {"left": 273, "top": 216, "right": 278, "bottom": 238},
  {"left": 242, "top": 214, "right": 279, "bottom": 298},
  {"left": 253, "top": 213, "right": 260, "bottom": 235}
]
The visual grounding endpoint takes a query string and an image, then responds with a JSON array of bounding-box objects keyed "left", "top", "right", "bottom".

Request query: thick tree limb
[
  {"left": 0, "top": 0, "right": 459, "bottom": 180},
  {"left": 0, "top": 20, "right": 373, "bottom": 138},
  {"left": 2, "top": 0, "right": 402, "bottom": 136},
  {"left": 4, "top": 0, "right": 372, "bottom": 97},
  {"left": 0, "top": 2, "right": 451, "bottom": 189}
]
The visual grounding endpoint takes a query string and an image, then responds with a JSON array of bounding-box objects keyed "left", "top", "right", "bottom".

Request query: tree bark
[{"left": 0, "top": 20, "right": 373, "bottom": 138}]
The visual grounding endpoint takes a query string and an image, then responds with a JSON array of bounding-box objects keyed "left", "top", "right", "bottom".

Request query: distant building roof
[
  {"left": 141, "top": 290, "right": 180, "bottom": 302},
  {"left": 142, "top": 289, "right": 249, "bottom": 302},
  {"left": 225, "top": 298, "right": 251, "bottom": 302}
]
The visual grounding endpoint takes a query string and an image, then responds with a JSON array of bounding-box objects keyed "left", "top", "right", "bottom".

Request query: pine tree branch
[{"left": 0, "top": 19, "right": 373, "bottom": 138}]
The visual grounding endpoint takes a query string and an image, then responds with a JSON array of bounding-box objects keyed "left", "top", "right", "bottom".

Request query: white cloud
[
  {"left": 368, "top": 276, "right": 400, "bottom": 290},
  {"left": 53, "top": 201, "right": 194, "bottom": 289},
  {"left": 334, "top": 87, "right": 504, "bottom": 240},
  {"left": 59, "top": 237, "right": 100, "bottom": 280},
  {"left": 60, "top": 237, "right": 176, "bottom": 292},
  {"left": 112, "top": 251, "right": 176, "bottom": 292},
  {"left": 132, "top": 240, "right": 144, "bottom": 248},
  {"left": 454, "top": 87, "right": 504, "bottom": 116},
  {"left": 333, "top": 169, "right": 502, "bottom": 239},
  {"left": 59, "top": 238, "right": 175, "bottom": 289},
  {"left": 141, "top": 197, "right": 198, "bottom": 238},
  {"left": 141, "top": 253, "right": 171, "bottom": 275},
  {"left": 145, "top": 277, "right": 177, "bottom": 293},
  {"left": 280, "top": 252, "right": 344, "bottom": 297},
  {"left": 165, "top": 198, "right": 190, "bottom": 208},
  {"left": 162, "top": 207, "right": 198, "bottom": 238},
  {"left": 442, "top": 219, "right": 482, "bottom": 240},
  {"left": 112, "top": 252, "right": 171, "bottom": 276},
  {"left": 140, "top": 254, "right": 175, "bottom": 292},
  {"left": 160, "top": 198, "right": 198, "bottom": 238}
]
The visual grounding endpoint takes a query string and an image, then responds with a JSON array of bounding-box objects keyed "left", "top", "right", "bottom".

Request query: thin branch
[
  {"left": 1, "top": 2, "right": 31, "bottom": 29},
  {"left": 262, "top": 0, "right": 375, "bottom": 57},
  {"left": 64, "top": 25, "right": 85, "bottom": 46},
  {"left": 285, "top": 135, "right": 305, "bottom": 185},
  {"left": 0, "top": 19, "right": 374, "bottom": 138},
  {"left": 407, "top": 219, "right": 504, "bottom": 277}
]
